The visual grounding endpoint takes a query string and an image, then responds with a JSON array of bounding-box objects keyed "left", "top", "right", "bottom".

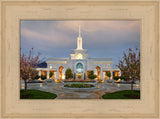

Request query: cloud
[
  {"left": 56, "top": 20, "right": 140, "bottom": 33},
  {"left": 21, "top": 20, "right": 140, "bottom": 47},
  {"left": 21, "top": 27, "right": 74, "bottom": 48},
  {"left": 54, "top": 20, "right": 140, "bottom": 45},
  {"left": 20, "top": 20, "right": 140, "bottom": 66}
]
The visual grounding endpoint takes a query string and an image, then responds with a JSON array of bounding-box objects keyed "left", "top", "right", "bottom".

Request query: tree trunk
[
  {"left": 131, "top": 80, "right": 133, "bottom": 96},
  {"left": 24, "top": 80, "right": 27, "bottom": 98}
]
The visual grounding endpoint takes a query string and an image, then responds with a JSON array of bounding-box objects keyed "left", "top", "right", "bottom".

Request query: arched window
[{"left": 76, "top": 63, "right": 83, "bottom": 73}]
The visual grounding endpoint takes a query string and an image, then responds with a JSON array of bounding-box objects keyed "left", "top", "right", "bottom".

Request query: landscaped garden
[
  {"left": 20, "top": 89, "right": 57, "bottom": 99},
  {"left": 102, "top": 90, "right": 140, "bottom": 99},
  {"left": 20, "top": 47, "right": 140, "bottom": 99},
  {"left": 63, "top": 79, "right": 96, "bottom": 83},
  {"left": 64, "top": 83, "right": 95, "bottom": 88}
]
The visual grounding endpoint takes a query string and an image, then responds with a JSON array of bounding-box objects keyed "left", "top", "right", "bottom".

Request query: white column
[
  {"left": 111, "top": 70, "right": 113, "bottom": 79},
  {"left": 94, "top": 68, "right": 97, "bottom": 80},
  {"left": 47, "top": 70, "right": 49, "bottom": 79},
  {"left": 94, "top": 68, "right": 97, "bottom": 75},
  {"left": 103, "top": 72, "right": 106, "bottom": 79},
  {"left": 38, "top": 70, "right": 41, "bottom": 76},
  {"left": 100, "top": 68, "right": 103, "bottom": 80},
  {"left": 54, "top": 72, "right": 56, "bottom": 79},
  {"left": 85, "top": 66, "right": 87, "bottom": 80},
  {"left": 82, "top": 67, "right": 85, "bottom": 79},
  {"left": 38, "top": 70, "right": 41, "bottom": 80},
  {"left": 85, "top": 72, "right": 87, "bottom": 80},
  {"left": 75, "top": 72, "right": 77, "bottom": 80},
  {"left": 62, "top": 69, "right": 65, "bottom": 80},
  {"left": 118, "top": 71, "right": 121, "bottom": 76},
  {"left": 82, "top": 72, "right": 84, "bottom": 79}
]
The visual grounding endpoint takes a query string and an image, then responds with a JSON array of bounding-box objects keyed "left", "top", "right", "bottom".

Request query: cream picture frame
[{"left": 0, "top": 0, "right": 159, "bottom": 118}]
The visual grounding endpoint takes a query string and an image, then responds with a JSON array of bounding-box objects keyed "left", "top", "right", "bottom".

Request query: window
[{"left": 76, "top": 63, "right": 83, "bottom": 73}]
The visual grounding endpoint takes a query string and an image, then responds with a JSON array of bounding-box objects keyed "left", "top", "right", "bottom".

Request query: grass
[
  {"left": 20, "top": 89, "right": 57, "bottom": 99},
  {"left": 64, "top": 83, "right": 95, "bottom": 88},
  {"left": 102, "top": 90, "right": 140, "bottom": 99}
]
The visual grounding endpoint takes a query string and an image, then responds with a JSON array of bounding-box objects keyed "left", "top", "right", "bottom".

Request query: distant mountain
[{"left": 38, "top": 61, "right": 47, "bottom": 68}]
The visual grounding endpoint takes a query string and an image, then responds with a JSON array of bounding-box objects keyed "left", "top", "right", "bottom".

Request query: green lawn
[
  {"left": 102, "top": 90, "right": 140, "bottom": 99},
  {"left": 20, "top": 89, "right": 57, "bottom": 99}
]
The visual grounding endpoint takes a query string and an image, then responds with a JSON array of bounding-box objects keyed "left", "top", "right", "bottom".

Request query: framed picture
[
  {"left": 20, "top": 20, "right": 140, "bottom": 100},
  {"left": 0, "top": 0, "right": 159, "bottom": 118}
]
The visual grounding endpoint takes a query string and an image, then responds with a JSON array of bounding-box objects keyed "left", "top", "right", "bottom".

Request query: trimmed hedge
[{"left": 113, "top": 76, "right": 126, "bottom": 81}]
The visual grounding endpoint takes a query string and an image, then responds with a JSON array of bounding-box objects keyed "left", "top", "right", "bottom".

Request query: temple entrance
[
  {"left": 76, "top": 63, "right": 83, "bottom": 79},
  {"left": 76, "top": 73, "right": 83, "bottom": 79},
  {"left": 59, "top": 66, "right": 64, "bottom": 80},
  {"left": 96, "top": 66, "right": 101, "bottom": 81}
]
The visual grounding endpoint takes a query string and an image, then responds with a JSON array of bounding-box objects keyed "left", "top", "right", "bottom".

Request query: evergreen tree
[
  {"left": 88, "top": 71, "right": 97, "bottom": 80},
  {"left": 49, "top": 72, "right": 53, "bottom": 78},
  {"left": 65, "top": 68, "right": 73, "bottom": 79},
  {"left": 106, "top": 71, "right": 111, "bottom": 79}
]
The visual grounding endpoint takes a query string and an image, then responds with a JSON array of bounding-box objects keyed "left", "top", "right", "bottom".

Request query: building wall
[
  {"left": 37, "top": 52, "right": 120, "bottom": 80},
  {"left": 45, "top": 58, "right": 116, "bottom": 80}
]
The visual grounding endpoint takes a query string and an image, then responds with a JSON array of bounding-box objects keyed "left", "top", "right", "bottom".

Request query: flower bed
[
  {"left": 27, "top": 80, "right": 43, "bottom": 83},
  {"left": 64, "top": 79, "right": 96, "bottom": 83},
  {"left": 64, "top": 83, "right": 95, "bottom": 88}
]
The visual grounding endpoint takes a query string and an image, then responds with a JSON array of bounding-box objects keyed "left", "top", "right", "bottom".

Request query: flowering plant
[
  {"left": 117, "top": 48, "right": 140, "bottom": 96},
  {"left": 20, "top": 48, "right": 44, "bottom": 98}
]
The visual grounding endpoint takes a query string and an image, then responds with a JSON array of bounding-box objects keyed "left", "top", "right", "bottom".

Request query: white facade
[{"left": 37, "top": 26, "right": 120, "bottom": 81}]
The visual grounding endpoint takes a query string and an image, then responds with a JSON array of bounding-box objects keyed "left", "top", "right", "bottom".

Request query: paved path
[{"left": 20, "top": 81, "right": 140, "bottom": 99}]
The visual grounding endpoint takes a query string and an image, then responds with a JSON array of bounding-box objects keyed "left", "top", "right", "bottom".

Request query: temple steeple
[{"left": 77, "top": 25, "right": 83, "bottom": 50}]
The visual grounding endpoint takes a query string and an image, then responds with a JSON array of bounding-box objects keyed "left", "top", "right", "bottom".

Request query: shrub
[
  {"left": 88, "top": 71, "right": 97, "bottom": 80},
  {"left": 65, "top": 68, "right": 73, "bottom": 79},
  {"left": 106, "top": 71, "right": 111, "bottom": 79},
  {"left": 113, "top": 76, "right": 126, "bottom": 81},
  {"left": 113, "top": 76, "right": 120, "bottom": 80},
  {"left": 41, "top": 74, "right": 46, "bottom": 80},
  {"left": 120, "top": 75, "right": 127, "bottom": 81},
  {"left": 34, "top": 75, "right": 40, "bottom": 80},
  {"left": 49, "top": 72, "right": 53, "bottom": 78}
]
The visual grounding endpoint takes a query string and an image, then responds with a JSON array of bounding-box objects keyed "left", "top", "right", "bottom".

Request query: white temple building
[{"left": 36, "top": 26, "right": 121, "bottom": 81}]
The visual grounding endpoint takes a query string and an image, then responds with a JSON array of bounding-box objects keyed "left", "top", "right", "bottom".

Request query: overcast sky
[{"left": 20, "top": 20, "right": 140, "bottom": 67}]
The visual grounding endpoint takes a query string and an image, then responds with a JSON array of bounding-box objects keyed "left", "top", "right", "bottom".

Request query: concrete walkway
[{"left": 20, "top": 81, "right": 140, "bottom": 99}]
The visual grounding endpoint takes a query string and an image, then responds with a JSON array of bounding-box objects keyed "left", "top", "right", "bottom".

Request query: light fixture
[{"left": 49, "top": 65, "right": 52, "bottom": 69}]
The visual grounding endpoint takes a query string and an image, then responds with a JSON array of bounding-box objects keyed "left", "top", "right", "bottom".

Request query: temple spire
[{"left": 77, "top": 25, "right": 83, "bottom": 50}]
